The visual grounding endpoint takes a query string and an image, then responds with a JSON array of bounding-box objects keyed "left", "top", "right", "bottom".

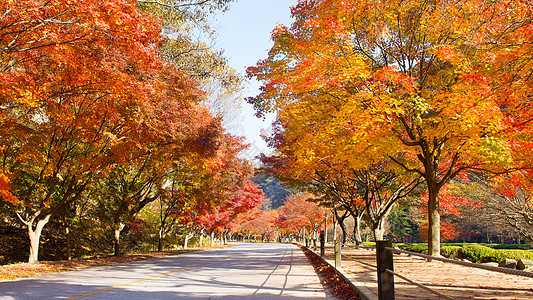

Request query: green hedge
[
  {"left": 395, "top": 243, "right": 533, "bottom": 263},
  {"left": 486, "top": 244, "right": 533, "bottom": 250},
  {"left": 458, "top": 245, "right": 533, "bottom": 263},
  {"left": 395, "top": 243, "right": 428, "bottom": 254}
]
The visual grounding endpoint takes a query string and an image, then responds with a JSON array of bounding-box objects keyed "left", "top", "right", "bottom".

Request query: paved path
[
  {"left": 323, "top": 246, "right": 533, "bottom": 300},
  {"left": 0, "top": 243, "right": 329, "bottom": 299}
]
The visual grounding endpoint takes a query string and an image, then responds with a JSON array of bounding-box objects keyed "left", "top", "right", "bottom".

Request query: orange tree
[
  {"left": 351, "top": 161, "right": 422, "bottom": 241},
  {"left": 0, "top": 0, "right": 201, "bottom": 262},
  {"left": 276, "top": 192, "right": 326, "bottom": 242},
  {"left": 262, "top": 123, "right": 421, "bottom": 243},
  {"left": 463, "top": 171, "right": 533, "bottom": 243},
  {"left": 198, "top": 180, "right": 265, "bottom": 245},
  {"left": 247, "top": 0, "right": 533, "bottom": 256},
  {"left": 188, "top": 133, "right": 263, "bottom": 245},
  {"left": 260, "top": 121, "right": 367, "bottom": 244},
  {"left": 238, "top": 209, "right": 279, "bottom": 241},
  {"left": 93, "top": 97, "right": 224, "bottom": 255}
]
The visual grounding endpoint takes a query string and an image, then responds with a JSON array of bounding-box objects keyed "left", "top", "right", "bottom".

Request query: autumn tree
[
  {"left": 311, "top": 169, "right": 366, "bottom": 245},
  {"left": 451, "top": 172, "right": 533, "bottom": 243},
  {"left": 207, "top": 180, "right": 265, "bottom": 244},
  {"left": 277, "top": 193, "right": 326, "bottom": 242},
  {"left": 137, "top": 0, "right": 245, "bottom": 129},
  {"left": 183, "top": 133, "right": 259, "bottom": 245},
  {"left": 248, "top": 0, "right": 533, "bottom": 256},
  {"left": 93, "top": 79, "right": 224, "bottom": 254},
  {"left": 258, "top": 120, "right": 365, "bottom": 244},
  {"left": 0, "top": 0, "right": 206, "bottom": 262},
  {"left": 350, "top": 161, "right": 422, "bottom": 240},
  {"left": 239, "top": 209, "right": 279, "bottom": 241},
  {"left": 149, "top": 158, "right": 210, "bottom": 252}
]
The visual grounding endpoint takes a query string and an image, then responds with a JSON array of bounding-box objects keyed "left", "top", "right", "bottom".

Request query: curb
[{"left": 305, "top": 246, "right": 378, "bottom": 300}]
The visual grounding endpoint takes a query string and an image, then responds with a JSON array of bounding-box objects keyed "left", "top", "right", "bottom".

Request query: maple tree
[
  {"left": 199, "top": 180, "right": 264, "bottom": 245},
  {"left": 0, "top": 0, "right": 220, "bottom": 262},
  {"left": 419, "top": 220, "right": 458, "bottom": 243},
  {"left": 258, "top": 120, "right": 365, "bottom": 244},
  {"left": 239, "top": 209, "right": 279, "bottom": 241},
  {"left": 177, "top": 132, "right": 264, "bottom": 246},
  {"left": 0, "top": 0, "right": 264, "bottom": 263},
  {"left": 247, "top": 0, "right": 533, "bottom": 256},
  {"left": 450, "top": 172, "right": 533, "bottom": 243},
  {"left": 491, "top": 172, "right": 533, "bottom": 242},
  {"left": 92, "top": 84, "right": 225, "bottom": 255},
  {"left": 276, "top": 193, "right": 326, "bottom": 242},
  {"left": 137, "top": 0, "right": 245, "bottom": 129},
  {"left": 260, "top": 117, "right": 421, "bottom": 243},
  {"left": 148, "top": 158, "right": 209, "bottom": 252},
  {"left": 311, "top": 169, "right": 366, "bottom": 245},
  {"left": 351, "top": 162, "right": 422, "bottom": 241}
]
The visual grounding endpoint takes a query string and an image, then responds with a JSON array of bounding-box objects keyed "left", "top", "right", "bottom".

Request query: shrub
[
  {"left": 441, "top": 246, "right": 462, "bottom": 258},
  {"left": 458, "top": 245, "right": 533, "bottom": 263},
  {"left": 396, "top": 243, "right": 428, "bottom": 254},
  {"left": 489, "top": 244, "right": 533, "bottom": 250},
  {"left": 458, "top": 245, "right": 496, "bottom": 263},
  {"left": 395, "top": 243, "right": 533, "bottom": 263},
  {"left": 396, "top": 244, "right": 461, "bottom": 259}
]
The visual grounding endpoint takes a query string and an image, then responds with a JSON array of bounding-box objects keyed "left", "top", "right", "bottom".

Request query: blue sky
[{"left": 213, "top": 0, "right": 299, "bottom": 161}]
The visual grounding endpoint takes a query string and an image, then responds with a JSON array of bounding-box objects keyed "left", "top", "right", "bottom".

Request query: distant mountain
[{"left": 251, "top": 173, "right": 292, "bottom": 210}]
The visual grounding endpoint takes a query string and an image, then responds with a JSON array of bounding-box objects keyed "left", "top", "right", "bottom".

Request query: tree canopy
[{"left": 248, "top": 0, "right": 533, "bottom": 256}]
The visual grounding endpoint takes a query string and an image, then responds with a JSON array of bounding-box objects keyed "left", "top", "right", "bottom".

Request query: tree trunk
[
  {"left": 324, "top": 213, "right": 328, "bottom": 243},
  {"left": 333, "top": 213, "right": 337, "bottom": 243},
  {"left": 66, "top": 226, "right": 71, "bottom": 260},
  {"left": 114, "top": 229, "right": 121, "bottom": 256},
  {"left": 373, "top": 219, "right": 386, "bottom": 241},
  {"left": 353, "top": 215, "right": 363, "bottom": 245},
  {"left": 27, "top": 214, "right": 52, "bottom": 263},
  {"left": 334, "top": 209, "right": 349, "bottom": 245},
  {"left": 158, "top": 226, "right": 164, "bottom": 252},
  {"left": 427, "top": 187, "right": 441, "bottom": 257},
  {"left": 210, "top": 231, "right": 215, "bottom": 247},
  {"left": 114, "top": 223, "right": 125, "bottom": 256},
  {"left": 339, "top": 220, "right": 348, "bottom": 245},
  {"left": 158, "top": 236, "right": 164, "bottom": 252},
  {"left": 184, "top": 232, "right": 194, "bottom": 249}
]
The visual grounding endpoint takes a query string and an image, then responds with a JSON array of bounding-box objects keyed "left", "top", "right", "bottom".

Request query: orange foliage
[
  {"left": 276, "top": 193, "right": 326, "bottom": 234},
  {"left": 0, "top": 172, "right": 17, "bottom": 204},
  {"left": 418, "top": 220, "right": 458, "bottom": 243},
  {"left": 248, "top": 0, "right": 533, "bottom": 255}
]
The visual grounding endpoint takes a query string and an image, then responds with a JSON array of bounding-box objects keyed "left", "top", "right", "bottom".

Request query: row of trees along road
[
  {"left": 238, "top": 192, "right": 329, "bottom": 243},
  {"left": 248, "top": 0, "right": 533, "bottom": 257},
  {"left": 0, "top": 0, "right": 266, "bottom": 264}
]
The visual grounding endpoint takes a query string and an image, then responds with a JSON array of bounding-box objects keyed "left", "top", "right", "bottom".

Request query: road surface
[{"left": 0, "top": 243, "right": 330, "bottom": 299}]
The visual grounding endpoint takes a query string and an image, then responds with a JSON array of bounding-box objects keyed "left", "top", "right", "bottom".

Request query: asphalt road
[{"left": 0, "top": 243, "right": 329, "bottom": 299}]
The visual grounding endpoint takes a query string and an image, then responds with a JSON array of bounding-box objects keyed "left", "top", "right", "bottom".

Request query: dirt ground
[{"left": 320, "top": 245, "right": 533, "bottom": 300}]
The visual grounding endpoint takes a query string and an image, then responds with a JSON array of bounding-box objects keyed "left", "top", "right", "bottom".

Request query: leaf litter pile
[{"left": 299, "top": 245, "right": 360, "bottom": 300}]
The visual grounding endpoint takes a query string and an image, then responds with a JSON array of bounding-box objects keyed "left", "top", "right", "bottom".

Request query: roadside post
[
  {"left": 377, "top": 240, "right": 395, "bottom": 299},
  {"left": 319, "top": 229, "right": 325, "bottom": 257},
  {"left": 335, "top": 237, "right": 341, "bottom": 268}
]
